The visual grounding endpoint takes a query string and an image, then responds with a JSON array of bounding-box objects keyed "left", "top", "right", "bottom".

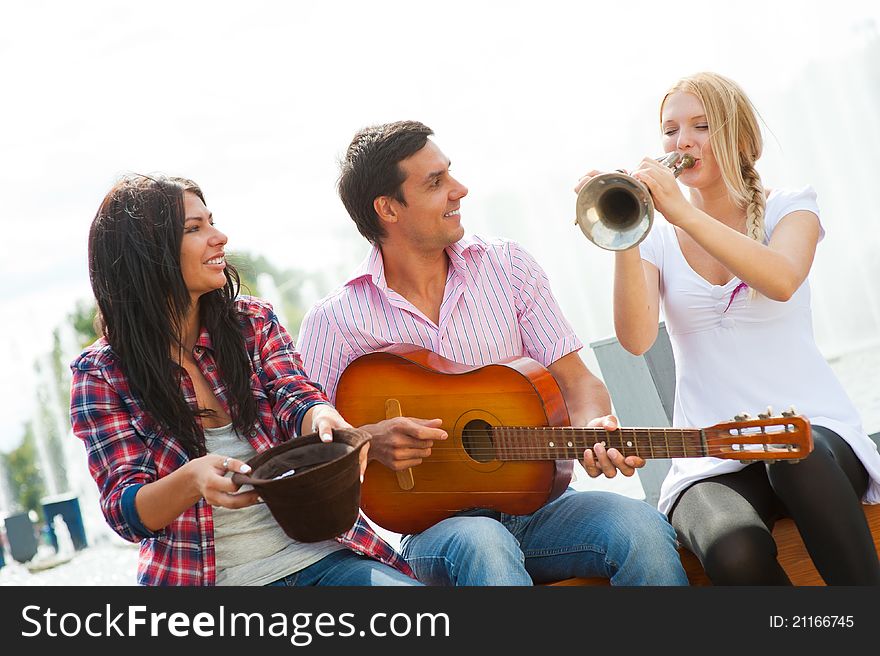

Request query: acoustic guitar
[{"left": 335, "top": 345, "right": 813, "bottom": 534}]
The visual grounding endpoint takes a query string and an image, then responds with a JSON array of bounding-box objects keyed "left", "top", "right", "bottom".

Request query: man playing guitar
[{"left": 296, "top": 121, "right": 688, "bottom": 586}]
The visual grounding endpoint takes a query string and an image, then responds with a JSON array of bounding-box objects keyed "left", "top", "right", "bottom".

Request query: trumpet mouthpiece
[
  {"left": 657, "top": 152, "right": 681, "bottom": 167},
  {"left": 670, "top": 154, "right": 696, "bottom": 178}
]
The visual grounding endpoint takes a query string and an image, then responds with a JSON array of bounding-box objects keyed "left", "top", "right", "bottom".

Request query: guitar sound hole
[{"left": 462, "top": 419, "right": 497, "bottom": 463}]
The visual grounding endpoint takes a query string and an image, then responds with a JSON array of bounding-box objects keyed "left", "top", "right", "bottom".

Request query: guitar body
[
  {"left": 335, "top": 346, "right": 573, "bottom": 534},
  {"left": 335, "top": 345, "right": 814, "bottom": 535}
]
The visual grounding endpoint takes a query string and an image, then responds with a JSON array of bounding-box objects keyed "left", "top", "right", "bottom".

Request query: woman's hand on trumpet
[
  {"left": 574, "top": 169, "right": 606, "bottom": 195},
  {"left": 631, "top": 156, "right": 690, "bottom": 224}
]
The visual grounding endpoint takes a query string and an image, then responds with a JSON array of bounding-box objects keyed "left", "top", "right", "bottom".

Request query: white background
[{"left": 2, "top": 0, "right": 880, "bottom": 452}]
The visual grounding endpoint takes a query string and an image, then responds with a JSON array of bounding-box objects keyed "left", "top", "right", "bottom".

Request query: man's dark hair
[{"left": 337, "top": 120, "right": 434, "bottom": 244}]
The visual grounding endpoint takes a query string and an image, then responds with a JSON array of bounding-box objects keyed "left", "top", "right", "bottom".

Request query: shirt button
[
  {"left": 249, "top": 429, "right": 257, "bottom": 437},
  {"left": 720, "top": 317, "right": 735, "bottom": 329},
  {"left": 206, "top": 365, "right": 215, "bottom": 372},
  {"left": 194, "top": 347, "right": 202, "bottom": 354}
]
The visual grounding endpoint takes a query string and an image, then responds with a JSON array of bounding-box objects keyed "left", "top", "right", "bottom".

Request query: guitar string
[
  {"left": 394, "top": 429, "right": 804, "bottom": 456},
  {"left": 380, "top": 445, "right": 805, "bottom": 459},
  {"left": 378, "top": 455, "right": 802, "bottom": 462},
  {"left": 398, "top": 450, "right": 805, "bottom": 458},
  {"left": 390, "top": 448, "right": 801, "bottom": 454}
]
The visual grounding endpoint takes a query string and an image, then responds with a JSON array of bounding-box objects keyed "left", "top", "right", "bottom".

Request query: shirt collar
[
  {"left": 345, "top": 234, "right": 487, "bottom": 290},
  {"left": 346, "top": 243, "right": 388, "bottom": 290},
  {"left": 446, "top": 234, "right": 486, "bottom": 274},
  {"left": 194, "top": 324, "right": 214, "bottom": 351}
]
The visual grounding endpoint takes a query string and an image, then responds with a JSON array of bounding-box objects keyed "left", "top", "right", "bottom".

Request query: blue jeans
[
  {"left": 400, "top": 488, "right": 688, "bottom": 586},
  {"left": 267, "top": 549, "right": 422, "bottom": 586}
]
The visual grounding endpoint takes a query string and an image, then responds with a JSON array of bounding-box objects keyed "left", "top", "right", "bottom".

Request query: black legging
[{"left": 669, "top": 425, "right": 880, "bottom": 585}]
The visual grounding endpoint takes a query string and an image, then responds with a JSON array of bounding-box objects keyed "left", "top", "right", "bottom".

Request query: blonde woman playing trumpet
[{"left": 576, "top": 72, "right": 880, "bottom": 584}]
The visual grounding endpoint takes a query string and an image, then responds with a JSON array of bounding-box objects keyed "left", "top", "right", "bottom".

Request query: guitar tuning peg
[
  {"left": 781, "top": 406, "right": 797, "bottom": 417},
  {"left": 734, "top": 412, "right": 752, "bottom": 422},
  {"left": 757, "top": 406, "right": 773, "bottom": 420}
]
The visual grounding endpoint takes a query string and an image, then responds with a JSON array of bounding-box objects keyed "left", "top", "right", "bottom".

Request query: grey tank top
[{"left": 204, "top": 423, "right": 344, "bottom": 586}]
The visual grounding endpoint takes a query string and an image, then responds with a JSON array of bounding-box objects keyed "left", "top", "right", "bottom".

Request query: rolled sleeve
[
  {"left": 120, "top": 483, "right": 154, "bottom": 538},
  {"left": 69, "top": 369, "right": 163, "bottom": 542}
]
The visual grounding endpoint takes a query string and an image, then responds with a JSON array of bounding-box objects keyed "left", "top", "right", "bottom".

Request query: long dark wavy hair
[{"left": 88, "top": 174, "right": 258, "bottom": 458}]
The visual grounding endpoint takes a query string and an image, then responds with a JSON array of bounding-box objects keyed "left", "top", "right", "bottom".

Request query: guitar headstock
[{"left": 704, "top": 407, "right": 813, "bottom": 462}]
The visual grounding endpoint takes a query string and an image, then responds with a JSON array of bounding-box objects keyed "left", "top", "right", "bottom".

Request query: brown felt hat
[{"left": 231, "top": 427, "right": 370, "bottom": 543}]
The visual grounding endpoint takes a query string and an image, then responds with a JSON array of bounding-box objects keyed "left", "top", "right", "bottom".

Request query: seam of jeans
[
  {"left": 522, "top": 543, "right": 607, "bottom": 559},
  {"left": 404, "top": 555, "right": 459, "bottom": 583},
  {"left": 525, "top": 546, "right": 619, "bottom": 578}
]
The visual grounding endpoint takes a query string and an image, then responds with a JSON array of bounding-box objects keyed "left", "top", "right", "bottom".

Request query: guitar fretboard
[{"left": 492, "top": 426, "right": 707, "bottom": 460}]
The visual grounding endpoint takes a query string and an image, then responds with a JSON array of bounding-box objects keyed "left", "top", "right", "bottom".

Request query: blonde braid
[{"left": 741, "top": 163, "right": 766, "bottom": 299}]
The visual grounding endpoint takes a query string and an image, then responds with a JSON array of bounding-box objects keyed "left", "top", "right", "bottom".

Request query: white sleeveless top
[{"left": 638, "top": 186, "right": 880, "bottom": 515}]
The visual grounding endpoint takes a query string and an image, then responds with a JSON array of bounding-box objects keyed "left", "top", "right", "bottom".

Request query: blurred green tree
[
  {"left": 2, "top": 423, "right": 47, "bottom": 522},
  {"left": 228, "top": 251, "right": 311, "bottom": 334},
  {"left": 69, "top": 298, "right": 99, "bottom": 348}
]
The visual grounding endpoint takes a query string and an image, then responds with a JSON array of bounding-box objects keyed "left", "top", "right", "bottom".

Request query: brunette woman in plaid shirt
[{"left": 70, "top": 175, "right": 420, "bottom": 586}]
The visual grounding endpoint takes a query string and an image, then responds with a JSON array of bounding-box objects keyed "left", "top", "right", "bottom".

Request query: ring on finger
[{"left": 222, "top": 457, "right": 231, "bottom": 471}]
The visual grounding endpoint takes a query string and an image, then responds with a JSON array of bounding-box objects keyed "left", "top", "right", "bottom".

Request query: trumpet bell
[
  {"left": 575, "top": 153, "right": 694, "bottom": 251},
  {"left": 575, "top": 172, "right": 654, "bottom": 251}
]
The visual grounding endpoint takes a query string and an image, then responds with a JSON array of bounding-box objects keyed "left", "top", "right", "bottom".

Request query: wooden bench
[{"left": 546, "top": 488, "right": 880, "bottom": 586}]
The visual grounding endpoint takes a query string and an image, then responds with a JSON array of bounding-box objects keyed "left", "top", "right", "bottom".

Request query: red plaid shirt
[{"left": 70, "top": 296, "right": 412, "bottom": 585}]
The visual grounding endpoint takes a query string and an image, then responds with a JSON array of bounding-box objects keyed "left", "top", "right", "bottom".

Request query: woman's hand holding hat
[
  {"left": 306, "top": 404, "right": 368, "bottom": 481},
  {"left": 183, "top": 454, "right": 261, "bottom": 509}
]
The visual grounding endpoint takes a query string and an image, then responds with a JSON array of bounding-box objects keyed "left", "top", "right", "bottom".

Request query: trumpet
[{"left": 575, "top": 152, "right": 695, "bottom": 251}]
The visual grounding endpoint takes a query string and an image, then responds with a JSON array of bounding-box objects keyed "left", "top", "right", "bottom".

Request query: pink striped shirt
[{"left": 296, "top": 234, "right": 583, "bottom": 403}]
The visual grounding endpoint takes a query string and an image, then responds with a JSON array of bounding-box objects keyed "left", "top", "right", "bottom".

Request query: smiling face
[
  {"left": 179, "top": 191, "right": 228, "bottom": 302},
  {"left": 381, "top": 140, "right": 469, "bottom": 250},
  {"left": 660, "top": 91, "right": 722, "bottom": 190}
]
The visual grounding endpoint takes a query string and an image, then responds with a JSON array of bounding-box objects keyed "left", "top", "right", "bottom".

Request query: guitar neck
[{"left": 493, "top": 426, "right": 707, "bottom": 460}]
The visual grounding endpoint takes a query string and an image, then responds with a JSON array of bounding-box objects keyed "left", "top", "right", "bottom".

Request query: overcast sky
[{"left": 2, "top": 0, "right": 879, "bottom": 452}]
